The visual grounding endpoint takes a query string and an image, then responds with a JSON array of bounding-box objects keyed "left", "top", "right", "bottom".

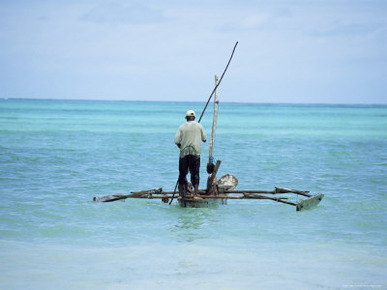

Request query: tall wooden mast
[{"left": 209, "top": 75, "right": 219, "bottom": 164}]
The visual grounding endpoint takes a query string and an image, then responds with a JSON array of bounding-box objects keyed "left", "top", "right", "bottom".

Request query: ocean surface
[{"left": 0, "top": 99, "right": 386, "bottom": 289}]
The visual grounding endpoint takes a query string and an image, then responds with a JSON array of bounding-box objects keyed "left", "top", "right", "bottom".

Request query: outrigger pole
[{"left": 198, "top": 41, "right": 238, "bottom": 123}]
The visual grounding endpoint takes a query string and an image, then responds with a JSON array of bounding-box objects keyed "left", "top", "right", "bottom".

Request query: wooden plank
[
  {"left": 154, "top": 188, "right": 307, "bottom": 195},
  {"left": 275, "top": 186, "right": 311, "bottom": 197},
  {"left": 94, "top": 188, "right": 163, "bottom": 202},
  {"left": 243, "top": 193, "right": 297, "bottom": 206},
  {"left": 93, "top": 194, "right": 127, "bottom": 202}
]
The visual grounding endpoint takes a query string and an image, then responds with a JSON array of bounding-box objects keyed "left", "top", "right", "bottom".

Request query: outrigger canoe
[
  {"left": 93, "top": 174, "right": 324, "bottom": 211},
  {"left": 93, "top": 186, "right": 324, "bottom": 211},
  {"left": 93, "top": 47, "right": 324, "bottom": 211}
]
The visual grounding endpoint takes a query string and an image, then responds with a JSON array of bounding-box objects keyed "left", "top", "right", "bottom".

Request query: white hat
[{"left": 186, "top": 110, "right": 196, "bottom": 117}]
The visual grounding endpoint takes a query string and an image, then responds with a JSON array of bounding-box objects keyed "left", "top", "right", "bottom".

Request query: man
[{"left": 174, "top": 110, "right": 207, "bottom": 199}]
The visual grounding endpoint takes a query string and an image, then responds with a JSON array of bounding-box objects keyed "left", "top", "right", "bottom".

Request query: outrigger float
[{"left": 93, "top": 42, "right": 324, "bottom": 211}]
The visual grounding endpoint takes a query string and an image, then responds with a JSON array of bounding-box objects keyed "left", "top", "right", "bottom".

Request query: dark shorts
[{"left": 178, "top": 155, "right": 200, "bottom": 187}]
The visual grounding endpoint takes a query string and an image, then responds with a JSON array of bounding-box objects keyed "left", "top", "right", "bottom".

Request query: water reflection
[{"left": 170, "top": 208, "right": 213, "bottom": 242}]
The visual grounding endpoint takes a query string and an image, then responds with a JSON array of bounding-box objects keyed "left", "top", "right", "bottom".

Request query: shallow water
[{"left": 0, "top": 99, "right": 386, "bottom": 289}]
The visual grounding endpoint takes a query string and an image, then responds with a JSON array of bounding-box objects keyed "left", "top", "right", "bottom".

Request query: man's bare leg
[
  {"left": 193, "top": 184, "right": 202, "bottom": 200},
  {"left": 178, "top": 183, "right": 184, "bottom": 199}
]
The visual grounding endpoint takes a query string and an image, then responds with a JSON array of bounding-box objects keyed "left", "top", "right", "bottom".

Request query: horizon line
[{"left": 1, "top": 97, "right": 386, "bottom": 106}]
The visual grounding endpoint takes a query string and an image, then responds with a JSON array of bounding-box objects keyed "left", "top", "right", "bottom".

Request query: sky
[{"left": 1, "top": 0, "right": 386, "bottom": 104}]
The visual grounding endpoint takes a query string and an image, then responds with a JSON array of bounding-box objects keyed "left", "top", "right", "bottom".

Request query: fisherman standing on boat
[{"left": 174, "top": 110, "right": 207, "bottom": 199}]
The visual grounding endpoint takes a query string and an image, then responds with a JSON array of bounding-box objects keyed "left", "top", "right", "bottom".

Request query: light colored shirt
[{"left": 174, "top": 121, "right": 207, "bottom": 158}]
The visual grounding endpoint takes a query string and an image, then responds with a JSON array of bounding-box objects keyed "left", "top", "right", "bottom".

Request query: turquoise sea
[{"left": 0, "top": 99, "right": 386, "bottom": 289}]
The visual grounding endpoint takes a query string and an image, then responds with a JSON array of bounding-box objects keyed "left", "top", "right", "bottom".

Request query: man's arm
[
  {"left": 201, "top": 125, "right": 207, "bottom": 142},
  {"left": 174, "top": 128, "right": 182, "bottom": 148}
]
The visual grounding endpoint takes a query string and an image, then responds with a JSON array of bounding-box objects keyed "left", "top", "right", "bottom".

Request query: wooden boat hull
[{"left": 178, "top": 197, "right": 227, "bottom": 208}]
